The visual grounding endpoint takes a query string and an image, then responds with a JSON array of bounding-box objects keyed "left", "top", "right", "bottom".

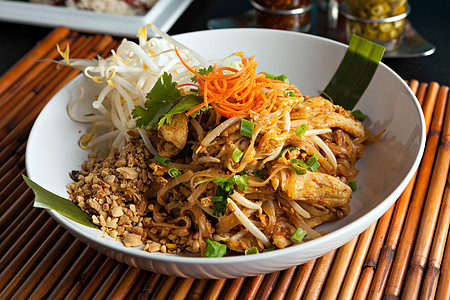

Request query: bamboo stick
[
  {"left": 321, "top": 236, "right": 359, "bottom": 299},
  {"left": 0, "top": 27, "right": 71, "bottom": 96},
  {"left": 435, "top": 222, "right": 450, "bottom": 300},
  {"left": 136, "top": 273, "right": 163, "bottom": 300},
  {"left": 242, "top": 275, "right": 267, "bottom": 300},
  {"left": 220, "top": 277, "right": 246, "bottom": 300},
  {"left": 0, "top": 220, "right": 61, "bottom": 296},
  {"left": 92, "top": 263, "right": 127, "bottom": 299},
  {"left": 408, "top": 79, "right": 419, "bottom": 95},
  {"left": 152, "top": 276, "right": 178, "bottom": 300},
  {"left": 338, "top": 221, "right": 377, "bottom": 300},
  {"left": 270, "top": 267, "right": 297, "bottom": 299},
  {"left": 354, "top": 203, "right": 395, "bottom": 299},
  {"left": 0, "top": 153, "right": 20, "bottom": 179},
  {"left": 204, "top": 278, "right": 228, "bottom": 300},
  {"left": 0, "top": 163, "right": 21, "bottom": 194},
  {"left": 353, "top": 265, "right": 374, "bottom": 299},
  {"left": 254, "top": 271, "right": 281, "bottom": 300},
  {"left": 422, "top": 82, "right": 440, "bottom": 133},
  {"left": 0, "top": 140, "right": 19, "bottom": 166},
  {"left": 421, "top": 172, "right": 450, "bottom": 299},
  {"left": 0, "top": 209, "right": 49, "bottom": 266},
  {"left": 168, "top": 277, "right": 196, "bottom": 299},
  {"left": 8, "top": 231, "right": 75, "bottom": 299},
  {"left": 286, "top": 259, "right": 316, "bottom": 300},
  {"left": 303, "top": 250, "right": 337, "bottom": 299},
  {"left": 366, "top": 175, "right": 417, "bottom": 299},
  {"left": 416, "top": 82, "right": 429, "bottom": 106},
  {"left": 64, "top": 253, "right": 113, "bottom": 299},
  {"left": 0, "top": 34, "right": 113, "bottom": 150},
  {"left": 188, "top": 279, "right": 210, "bottom": 300},
  {"left": 402, "top": 86, "right": 450, "bottom": 298},
  {"left": 384, "top": 82, "right": 444, "bottom": 297},
  {"left": 0, "top": 179, "right": 30, "bottom": 224},
  {"left": 77, "top": 258, "right": 116, "bottom": 299},
  {"left": 46, "top": 246, "right": 98, "bottom": 299},
  {"left": 0, "top": 199, "right": 34, "bottom": 242},
  {"left": 107, "top": 266, "right": 142, "bottom": 299},
  {"left": 29, "top": 239, "right": 86, "bottom": 298},
  {"left": 0, "top": 34, "right": 83, "bottom": 129},
  {"left": 125, "top": 271, "right": 153, "bottom": 300}
]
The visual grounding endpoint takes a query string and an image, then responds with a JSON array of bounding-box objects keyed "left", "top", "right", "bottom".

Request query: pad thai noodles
[{"left": 63, "top": 25, "right": 377, "bottom": 256}]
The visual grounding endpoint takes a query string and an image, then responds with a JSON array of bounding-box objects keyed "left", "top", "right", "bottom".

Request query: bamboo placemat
[{"left": 0, "top": 27, "right": 449, "bottom": 299}]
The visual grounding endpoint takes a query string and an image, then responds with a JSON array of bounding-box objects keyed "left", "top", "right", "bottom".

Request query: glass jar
[
  {"left": 343, "top": 0, "right": 409, "bottom": 51},
  {"left": 250, "top": 0, "right": 313, "bottom": 32}
]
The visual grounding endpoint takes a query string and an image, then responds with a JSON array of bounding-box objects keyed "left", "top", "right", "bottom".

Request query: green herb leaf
[
  {"left": 321, "top": 35, "right": 385, "bottom": 110},
  {"left": 158, "top": 94, "right": 204, "bottom": 128},
  {"left": 155, "top": 155, "right": 171, "bottom": 166},
  {"left": 245, "top": 247, "right": 259, "bottom": 255},
  {"left": 352, "top": 109, "right": 366, "bottom": 122},
  {"left": 240, "top": 119, "right": 255, "bottom": 138},
  {"left": 291, "top": 228, "right": 307, "bottom": 243},
  {"left": 290, "top": 159, "right": 308, "bottom": 175},
  {"left": 295, "top": 123, "right": 308, "bottom": 137},
  {"left": 167, "top": 168, "right": 182, "bottom": 178},
  {"left": 23, "top": 175, "right": 97, "bottom": 228},
  {"left": 265, "top": 73, "right": 289, "bottom": 83},
  {"left": 348, "top": 181, "right": 357, "bottom": 191},
  {"left": 196, "top": 174, "right": 250, "bottom": 216},
  {"left": 253, "top": 168, "right": 268, "bottom": 179},
  {"left": 232, "top": 148, "right": 244, "bottom": 163},
  {"left": 132, "top": 72, "right": 182, "bottom": 129},
  {"left": 192, "top": 65, "right": 214, "bottom": 82},
  {"left": 205, "top": 239, "right": 228, "bottom": 257}
]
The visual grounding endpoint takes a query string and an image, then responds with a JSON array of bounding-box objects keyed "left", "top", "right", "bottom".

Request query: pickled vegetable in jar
[
  {"left": 344, "top": 0, "right": 408, "bottom": 51},
  {"left": 250, "top": 0, "right": 312, "bottom": 32}
]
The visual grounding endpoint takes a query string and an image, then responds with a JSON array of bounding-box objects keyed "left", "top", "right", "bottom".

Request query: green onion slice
[
  {"left": 240, "top": 119, "right": 255, "bottom": 138},
  {"left": 155, "top": 155, "right": 171, "bottom": 166},
  {"left": 232, "top": 148, "right": 244, "bottom": 163},
  {"left": 211, "top": 196, "right": 223, "bottom": 203},
  {"left": 321, "top": 35, "right": 385, "bottom": 110},
  {"left": 265, "top": 73, "right": 289, "bottom": 83},
  {"left": 275, "top": 146, "right": 297, "bottom": 160},
  {"left": 291, "top": 228, "right": 307, "bottom": 243},
  {"left": 205, "top": 240, "right": 228, "bottom": 257},
  {"left": 244, "top": 247, "right": 259, "bottom": 255},
  {"left": 352, "top": 109, "right": 366, "bottom": 122},
  {"left": 348, "top": 181, "right": 357, "bottom": 191},
  {"left": 263, "top": 246, "right": 275, "bottom": 252},
  {"left": 295, "top": 123, "right": 308, "bottom": 137},
  {"left": 306, "top": 154, "right": 320, "bottom": 172},
  {"left": 167, "top": 168, "right": 182, "bottom": 178},
  {"left": 290, "top": 159, "right": 308, "bottom": 175},
  {"left": 284, "top": 90, "right": 296, "bottom": 97}
]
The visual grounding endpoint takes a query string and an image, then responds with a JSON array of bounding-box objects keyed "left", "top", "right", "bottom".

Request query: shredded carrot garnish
[{"left": 174, "top": 47, "right": 301, "bottom": 118}]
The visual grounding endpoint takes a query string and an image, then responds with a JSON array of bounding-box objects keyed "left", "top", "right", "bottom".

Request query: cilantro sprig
[
  {"left": 196, "top": 174, "right": 249, "bottom": 217},
  {"left": 132, "top": 72, "right": 182, "bottom": 129}
]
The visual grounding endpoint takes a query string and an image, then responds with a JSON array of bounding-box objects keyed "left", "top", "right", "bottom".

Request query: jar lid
[{"left": 249, "top": 0, "right": 315, "bottom": 15}]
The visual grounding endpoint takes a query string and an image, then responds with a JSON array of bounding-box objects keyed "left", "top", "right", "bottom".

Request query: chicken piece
[
  {"left": 308, "top": 112, "right": 366, "bottom": 138},
  {"left": 258, "top": 127, "right": 289, "bottom": 154},
  {"left": 292, "top": 96, "right": 335, "bottom": 118},
  {"left": 282, "top": 171, "right": 352, "bottom": 207},
  {"left": 157, "top": 113, "right": 188, "bottom": 157}
]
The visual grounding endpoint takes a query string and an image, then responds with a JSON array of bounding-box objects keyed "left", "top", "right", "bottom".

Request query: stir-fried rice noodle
[{"left": 64, "top": 25, "right": 375, "bottom": 256}]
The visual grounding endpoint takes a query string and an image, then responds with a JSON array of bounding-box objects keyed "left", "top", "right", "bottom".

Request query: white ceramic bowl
[{"left": 26, "top": 28, "right": 425, "bottom": 279}]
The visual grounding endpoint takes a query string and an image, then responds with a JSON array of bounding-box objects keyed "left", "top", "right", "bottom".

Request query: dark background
[{"left": 1, "top": 0, "right": 449, "bottom": 86}]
